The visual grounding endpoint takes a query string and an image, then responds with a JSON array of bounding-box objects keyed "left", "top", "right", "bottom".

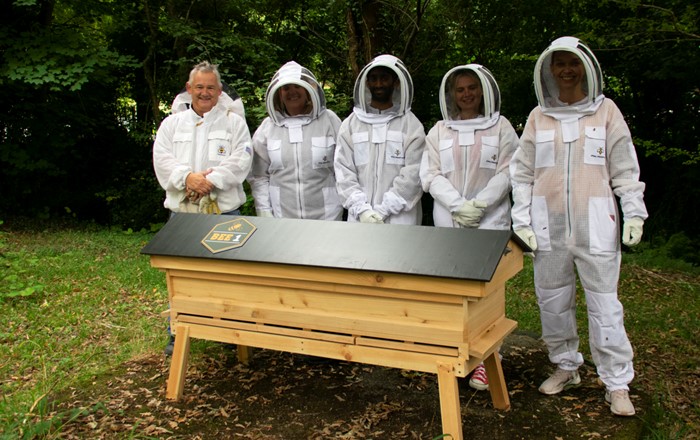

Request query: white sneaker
[
  {"left": 538, "top": 368, "right": 581, "bottom": 395},
  {"left": 605, "top": 389, "right": 636, "bottom": 416}
]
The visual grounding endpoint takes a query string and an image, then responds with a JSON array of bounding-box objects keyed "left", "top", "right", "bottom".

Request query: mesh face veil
[
  {"left": 533, "top": 36, "right": 604, "bottom": 110},
  {"left": 440, "top": 64, "right": 501, "bottom": 121},
  {"left": 353, "top": 54, "right": 414, "bottom": 116},
  {"left": 266, "top": 61, "right": 326, "bottom": 124}
]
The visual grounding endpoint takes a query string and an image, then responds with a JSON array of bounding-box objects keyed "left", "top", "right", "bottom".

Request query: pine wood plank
[
  {"left": 166, "top": 325, "right": 190, "bottom": 401},
  {"left": 178, "top": 314, "right": 355, "bottom": 344},
  {"left": 437, "top": 362, "right": 463, "bottom": 440},
  {"left": 484, "top": 351, "right": 510, "bottom": 410}
]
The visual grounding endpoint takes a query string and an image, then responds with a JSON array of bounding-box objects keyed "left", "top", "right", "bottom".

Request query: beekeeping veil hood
[
  {"left": 534, "top": 37, "right": 605, "bottom": 116},
  {"left": 353, "top": 54, "right": 413, "bottom": 124},
  {"left": 266, "top": 61, "right": 326, "bottom": 125},
  {"left": 263, "top": 61, "right": 327, "bottom": 142},
  {"left": 533, "top": 36, "right": 605, "bottom": 142},
  {"left": 440, "top": 64, "right": 501, "bottom": 144}
]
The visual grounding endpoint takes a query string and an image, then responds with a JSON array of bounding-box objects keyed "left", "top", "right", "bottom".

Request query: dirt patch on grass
[{"left": 49, "top": 332, "right": 648, "bottom": 439}]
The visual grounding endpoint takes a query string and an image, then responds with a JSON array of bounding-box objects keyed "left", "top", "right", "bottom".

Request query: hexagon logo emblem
[{"left": 201, "top": 217, "right": 257, "bottom": 253}]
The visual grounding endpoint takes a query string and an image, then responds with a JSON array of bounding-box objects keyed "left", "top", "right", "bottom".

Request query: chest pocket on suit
[
  {"left": 479, "top": 135, "right": 499, "bottom": 170},
  {"left": 439, "top": 139, "right": 455, "bottom": 174},
  {"left": 267, "top": 139, "right": 283, "bottom": 171},
  {"left": 535, "top": 129, "right": 555, "bottom": 168},
  {"left": 385, "top": 130, "right": 405, "bottom": 165},
  {"left": 584, "top": 126, "right": 606, "bottom": 166},
  {"left": 352, "top": 131, "right": 370, "bottom": 166},
  {"left": 312, "top": 136, "right": 335, "bottom": 169},
  {"left": 208, "top": 130, "right": 232, "bottom": 161},
  {"left": 172, "top": 131, "right": 192, "bottom": 156}
]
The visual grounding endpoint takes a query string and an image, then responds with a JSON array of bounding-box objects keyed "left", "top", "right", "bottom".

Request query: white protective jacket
[
  {"left": 510, "top": 37, "right": 648, "bottom": 253},
  {"left": 420, "top": 64, "right": 517, "bottom": 230},
  {"left": 334, "top": 55, "right": 425, "bottom": 224},
  {"left": 153, "top": 99, "right": 253, "bottom": 213},
  {"left": 249, "top": 61, "right": 343, "bottom": 220}
]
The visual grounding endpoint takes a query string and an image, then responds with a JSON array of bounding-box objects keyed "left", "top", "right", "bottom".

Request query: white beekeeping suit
[
  {"left": 153, "top": 85, "right": 252, "bottom": 214},
  {"left": 420, "top": 64, "right": 517, "bottom": 230},
  {"left": 248, "top": 61, "right": 343, "bottom": 220},
  {"left": 510, "top": 37, "right": 648, "bottom": 405},
  {"left": 334, "top": 54, "right": 426, "bottom": 224}
]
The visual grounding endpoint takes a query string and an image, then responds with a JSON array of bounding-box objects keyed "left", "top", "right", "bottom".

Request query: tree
[
  {"left": 0, "top": 0, "right": 150, "bottom": 225},
  {"left": 0, "top": 0, "right": 697, "bottom": 242},
  {"left": 574, "top": 0, "right": 700, "bottom": 239}
]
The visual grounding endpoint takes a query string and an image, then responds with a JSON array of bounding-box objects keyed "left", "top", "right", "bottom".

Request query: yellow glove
[
  {"left": 198, "top": 194, "right": 221, "bottom": 215},
  {"left": 622, "top": 218, "right": 644, "bottom": 246},
  {"left": 256, "top": 210, "right": 274, "bottom": 217}
]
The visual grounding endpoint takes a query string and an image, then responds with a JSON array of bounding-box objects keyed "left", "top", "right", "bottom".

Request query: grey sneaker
[
  {"left": 605, "top": 389, "right": 636, "bottom": 416},
  {"left": 538, "top": 368, "right": 581, "bottom": 395}
]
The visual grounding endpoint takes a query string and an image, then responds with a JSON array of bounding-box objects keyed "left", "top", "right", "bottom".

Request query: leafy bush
[
  {"left": 95, "top": 170, "right": 169, "bottom": 231},
  {"left": 625, "top": 232, "right": 700, "bottom": 271}
]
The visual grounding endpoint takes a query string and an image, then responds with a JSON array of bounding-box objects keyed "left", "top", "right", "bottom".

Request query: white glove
[
  {"left": 452, "top": 200, "right": 487, "bottom": 228},
  {"left": 514, "top": 227, "right": 538, "bottom": 252},
  {"left": 359, "top": 210, "right": 384, "bottom": 224},
  {"left": 256, "top": 210, "right": 274, "bottom": 217},
  {"left": 622, "top": 218, "right": 644, "bottom": 247}
]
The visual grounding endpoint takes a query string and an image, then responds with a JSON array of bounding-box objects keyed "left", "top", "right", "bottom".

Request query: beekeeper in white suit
[
  {"left": 420, "top": 64, "right": 517, "bottom": 230},
  {"left": 510, "top": 37, "right": 648, "bottom": 416},
  {"left": 153, "top": 61, "right": 252, "bottom": 216},
  {"left": 153, "top": 61, "right": 253, "bottom": 356},
  {"left": 419, "top": 64, "right": 517, "bottom": 391},
  {"left": 334, "top": 54, "right": 425, "bottom": 224},
  {"left": 249, "top": 61, "right": 343, "bottom": 220}
]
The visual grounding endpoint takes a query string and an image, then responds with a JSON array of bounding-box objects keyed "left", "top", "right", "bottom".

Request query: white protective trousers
[{"left": 534, "top": 247, "right": 634, "bottom": 390}]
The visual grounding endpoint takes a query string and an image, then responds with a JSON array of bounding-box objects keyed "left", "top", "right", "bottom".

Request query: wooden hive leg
[
  {"left": 436, "top": 362, "right": 463, "bottom": 440},
  {"left": 166, "top": 325, "right": 191, "bottom": 401},
  {"left": 237, "top": 345, "right": 253, "bottom": 365},
  {"left": 483, "top": 351, "right": 510, "bottom": 410}
]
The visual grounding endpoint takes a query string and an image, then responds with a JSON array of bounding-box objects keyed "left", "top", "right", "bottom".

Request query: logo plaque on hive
[{"left": 201, "top": 218, "right": 256, "bottom": 253}]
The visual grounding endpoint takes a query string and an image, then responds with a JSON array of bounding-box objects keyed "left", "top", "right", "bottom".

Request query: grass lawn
[{"left": 0, "top": 218, "right": 698, "bottom": 439}]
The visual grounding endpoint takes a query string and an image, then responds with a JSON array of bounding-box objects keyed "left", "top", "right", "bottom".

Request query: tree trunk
[
  {"left": 143, "top": 0, "right": 162, "bottom": 126},
  {"left": 345, "top": 0, "right": 381, "bottom": 78}
]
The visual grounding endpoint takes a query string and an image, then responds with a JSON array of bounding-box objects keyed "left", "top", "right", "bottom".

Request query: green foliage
[
  {"left": 574, "top": 1, "right": 700, "bottom": 241},
  {"left": 625, "top": 232, "right": 700, "bottom": 270},
  {"left": 505, "top": 263, "right": 540, "bottom": 333},
  {"left": 0, "top": 0, "right": 698, "bottom": 240},
  {"left": 94, "top": 170, "right": 169, "bottom": 231},
  {"left": 0, "top": 1, "right": 138, "bottom": 91},
  {"left": 636, "top": 137, "right": 700, "bottom": 165},
  {"left": 0, "top": 1, "right": 152, "bottom": 226},
  {"left": 240, "top": 182, "right": 257, "bottom": 216}
]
